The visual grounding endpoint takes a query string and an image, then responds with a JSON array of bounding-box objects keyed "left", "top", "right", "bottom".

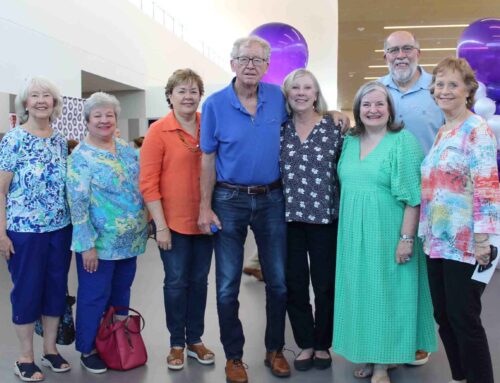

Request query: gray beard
[{"left": 390, "top": 63, "right": 418, "bottom": 85}]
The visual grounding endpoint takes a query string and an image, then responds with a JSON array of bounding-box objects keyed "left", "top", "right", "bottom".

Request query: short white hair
[
  {"left": 230, "top": 36, "right": 271, "bottom": 60},
  {"left": 83, "top": 92, "right": 121, "bottom": 122},
  {"left": 15, "top": 76, "right": 63, "bottom": 124}
]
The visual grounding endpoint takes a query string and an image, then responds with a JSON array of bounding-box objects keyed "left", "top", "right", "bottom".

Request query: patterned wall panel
[{"left": 52, "top": 96, "right": 86, "bottom": 141}]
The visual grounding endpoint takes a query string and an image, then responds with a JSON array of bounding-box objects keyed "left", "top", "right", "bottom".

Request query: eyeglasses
[
  {"left": 385, "top": 45, "right": 418, "bottom": 56},
  {"left": 235, "top": 56, "right": 267, "bottom": 66}
]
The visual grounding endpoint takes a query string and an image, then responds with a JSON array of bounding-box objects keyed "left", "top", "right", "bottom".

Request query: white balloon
[
  {"left": 474, "top": 97, "right": 496, "bottom": 119},
  {"left": 475, "top": 81, "right": 487, "bottom": 101},
  {"left": 487, "top": 115, "right": 500, "bottom": 145}
]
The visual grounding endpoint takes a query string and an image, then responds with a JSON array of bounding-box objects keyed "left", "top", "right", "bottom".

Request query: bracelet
[
  {"left": 475, "top": 236, "right": 489, "bottom": 244},
  {"left": 399, "top": 234, "right": 414, "bottom": 243},
  {"left": 156, "top": 227, "right": 169, "bottom": 233}
]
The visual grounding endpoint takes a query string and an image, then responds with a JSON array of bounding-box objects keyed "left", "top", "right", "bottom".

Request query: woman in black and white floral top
[{"left": 280, "top": 68, "right": 343, "bottom": 371}]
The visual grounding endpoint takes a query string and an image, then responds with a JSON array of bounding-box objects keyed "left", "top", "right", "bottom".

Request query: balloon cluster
[
  {"left": 458, "top": 18, "right": 500, "bottom": 144},
  {"left": 251, "top": 23, "right": 309, "bottom": 85}
]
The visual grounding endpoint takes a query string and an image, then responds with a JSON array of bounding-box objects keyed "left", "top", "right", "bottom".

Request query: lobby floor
[{"left": 1, "top": 237, "right": 499, "bottom": 383}]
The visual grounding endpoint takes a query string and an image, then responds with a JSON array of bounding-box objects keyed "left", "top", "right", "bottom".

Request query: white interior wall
[
  {"left": 1, "top": 0, "right": 339, "bottom": 131},
  {"left": 0, "top": 0, "right": 231, "bottom": 132},
  {"left": 0, "top": 94, "right": 11, "bottom": 132},
  {"left": 146, "top": 81, "right": 231, "bottom": 120}
]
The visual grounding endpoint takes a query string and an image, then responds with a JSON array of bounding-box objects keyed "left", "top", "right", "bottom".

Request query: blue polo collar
[
  {"left": 227, "top": 77, "right": 268, "bottom": 113},
  {"left": 381, "top": 66, "right": 432, "bottom": 95}
]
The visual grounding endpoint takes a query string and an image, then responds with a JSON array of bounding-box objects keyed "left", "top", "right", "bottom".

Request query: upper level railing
[{"left": 127, "top": 0, "right": 227, "bottom": 69}]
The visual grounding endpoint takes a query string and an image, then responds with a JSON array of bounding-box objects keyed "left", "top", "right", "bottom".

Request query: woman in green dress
[{"left": 333, "top": 81, "right": 436, "bottom": 383}]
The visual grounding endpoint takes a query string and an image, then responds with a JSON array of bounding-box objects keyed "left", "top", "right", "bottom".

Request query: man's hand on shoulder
[{"left": 327, "top": 110, "right": 351, "bottom": 134}]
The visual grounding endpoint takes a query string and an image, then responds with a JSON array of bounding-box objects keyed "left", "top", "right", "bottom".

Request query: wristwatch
[{"left": 399, "top": 234, "right": 414, "bottom": 242}]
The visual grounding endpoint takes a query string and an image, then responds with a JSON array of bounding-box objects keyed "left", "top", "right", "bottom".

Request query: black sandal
[
  {"left": 313, "top": 350, "right": 332, "bottom": 369},
  {"left": 41, "top": 354, "right": 71, "bottom": 372},
  {"left": 14, "top": 361, "right": 44, "bottom": 382},
  {"left": 293, "top": 350, "right": 314, "bottom": 371}
]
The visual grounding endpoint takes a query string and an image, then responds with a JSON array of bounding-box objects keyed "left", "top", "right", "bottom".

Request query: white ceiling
[{"left": 81, "top": 71, "right": 140, "bottom": 94}]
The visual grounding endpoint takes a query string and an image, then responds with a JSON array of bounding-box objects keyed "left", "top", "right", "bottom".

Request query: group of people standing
[{"left": 0, "top": 30, "right": 498, "bottom": 383}]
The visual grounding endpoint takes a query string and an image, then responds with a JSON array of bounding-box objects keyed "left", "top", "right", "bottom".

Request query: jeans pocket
[
  {"left": 213, "top": 188, "right": 238, "bottom": 201},
  {"left": 267, "top": 188, "right": 285, "bottom": 203}
]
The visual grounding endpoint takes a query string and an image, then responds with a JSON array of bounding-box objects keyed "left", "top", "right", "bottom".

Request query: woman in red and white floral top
[{"left": 419, "top": 57, "right": 500, "bottom": 383}]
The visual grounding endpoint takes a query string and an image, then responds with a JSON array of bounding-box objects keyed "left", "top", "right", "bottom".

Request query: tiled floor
[{"left": 1, "top": 238, "right": 499, "bottom": 383}]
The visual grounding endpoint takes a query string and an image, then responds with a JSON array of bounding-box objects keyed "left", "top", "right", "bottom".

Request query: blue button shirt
[
  {"left": 380, "top": 67, "right": 444, "bottom": 154},
  {"left": 201, "top": 79, "right": 288, "bottom": 185}
]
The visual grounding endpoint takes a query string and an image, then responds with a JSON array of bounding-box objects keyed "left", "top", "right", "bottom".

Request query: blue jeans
[
  {"left": 213, "top": 186, "right": 287, "bottom": 360},
  {"left": 160, "top": 230, "right": 213, "bottom": 347}
]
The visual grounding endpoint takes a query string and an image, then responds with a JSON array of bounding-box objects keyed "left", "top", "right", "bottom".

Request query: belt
[{"left": 216, "top": 180, "right": 282, "bottom": 195}]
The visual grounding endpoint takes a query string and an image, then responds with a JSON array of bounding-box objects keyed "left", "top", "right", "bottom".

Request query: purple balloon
[
  {"left": 251, "top": 23, "right": 309, "bottom": 85},
  {"left": 458, "top": 18, "right": 500, "bottom": 85},
  {"left": 487, "top": 83, "right": 500, "bottom": 103}
]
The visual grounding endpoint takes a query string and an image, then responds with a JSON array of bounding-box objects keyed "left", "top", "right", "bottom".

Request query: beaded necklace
[{"left": 176, "top": 129, "right": 200, "bottom": 152}]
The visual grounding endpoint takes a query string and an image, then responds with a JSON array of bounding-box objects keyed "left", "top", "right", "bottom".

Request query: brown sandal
[
  {"left": 187, "top": 343, "right": 215, "bottom": 365},
  {"left": 167, "top": 348, "right": 184, "bottom": 370}
]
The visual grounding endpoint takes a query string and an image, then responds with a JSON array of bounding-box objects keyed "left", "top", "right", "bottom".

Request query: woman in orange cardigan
[{"left": 140, "top": 69, "right": 214, "bottom": 371}]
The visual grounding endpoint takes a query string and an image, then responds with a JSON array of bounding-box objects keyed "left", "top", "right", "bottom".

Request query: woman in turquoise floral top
[
  {"left": 0, "top": 77, "right": 72, "bottom": 381},
  {"left": 66, "top": 92, "right": 147, "bottom": 374}
]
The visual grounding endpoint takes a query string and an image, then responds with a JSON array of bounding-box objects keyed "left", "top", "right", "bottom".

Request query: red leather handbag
[{"left": 95, "top": 306, "right": 147, "bottom": 371}]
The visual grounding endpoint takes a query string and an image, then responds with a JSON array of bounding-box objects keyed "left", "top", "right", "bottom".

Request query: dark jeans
[
  {"left": 212, "top": 186, "right": 287, "bottom": 360},
  {"left": 286, "top": 221, "right": 337, "bottom": 351},
  {"left": 427, "top": 257, "right": 494, "bottom": 383},
  {"left": 160, "top": 230, "right": 213, "bottom": 347}
]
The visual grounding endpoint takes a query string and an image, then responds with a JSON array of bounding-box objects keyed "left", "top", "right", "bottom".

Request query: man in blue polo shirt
[
  {"left": 380, "top": 30, "right": 444, "bottom": 155},
  {"left": 198, "top": 36, "right": 289, "bottom": 383},
  {"left": 380, "top": 31, "right": 444, "bottom": 367}
]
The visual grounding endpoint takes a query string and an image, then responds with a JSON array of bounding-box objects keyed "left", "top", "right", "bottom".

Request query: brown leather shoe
[
  {"left": 265, "top": 351, "right": 291, "bottom": 377},
  {"left": 243, "top": 267, "right": 264, "bottom": 281},
  {"left": 225, "top": 359, "right": 248, "bottom": 383}
]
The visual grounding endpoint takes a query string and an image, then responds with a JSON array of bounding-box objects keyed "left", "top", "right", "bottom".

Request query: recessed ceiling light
[
  {"left": 357, "top": 27, "right": 365, "bottom": 32},
  {"left": 384, "top": 24, "right": 468, "bottom": 29}
]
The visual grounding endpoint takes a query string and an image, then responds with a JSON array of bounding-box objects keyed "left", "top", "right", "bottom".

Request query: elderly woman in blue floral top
[
  {"left": 0, "top": 77, "right": 72, "bottom": 382},
  {"left": 66, "top": 92, "right": 148, "bottom": 374},
  {"left": 280, "top": 69, "right": 343, "bottom": 371}
]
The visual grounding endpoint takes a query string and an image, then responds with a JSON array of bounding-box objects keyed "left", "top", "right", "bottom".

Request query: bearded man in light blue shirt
[{"left": 380, "top": 31, "right": 444, "bottom": 155}]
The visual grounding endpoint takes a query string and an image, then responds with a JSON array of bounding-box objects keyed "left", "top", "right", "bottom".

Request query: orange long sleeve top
[{"left": 139, "top": 111, "right": 202, "bottom": 235}]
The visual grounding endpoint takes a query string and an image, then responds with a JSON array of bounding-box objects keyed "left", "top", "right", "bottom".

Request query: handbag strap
[{"left": 103, "top": 306, "right": 146, "bottom": 334}]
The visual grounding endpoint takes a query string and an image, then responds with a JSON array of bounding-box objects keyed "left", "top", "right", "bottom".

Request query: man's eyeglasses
[
  {"left": 235, "top": 56, "right": 267, "bottom": 66},
  {"left": 385, "top": 45, "right": 418, "bottom": 56}
]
